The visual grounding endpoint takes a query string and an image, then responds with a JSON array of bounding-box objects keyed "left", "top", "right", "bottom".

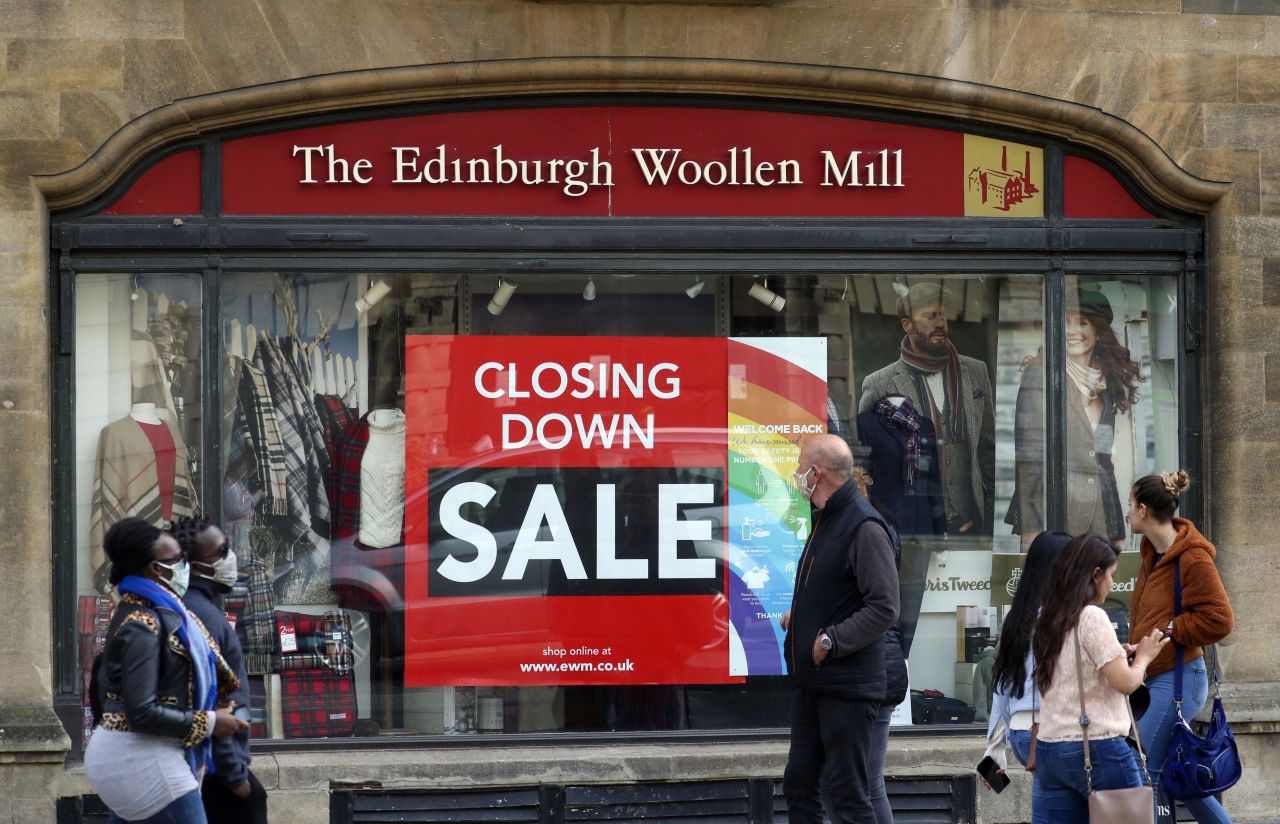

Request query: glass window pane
[
  {"left": 1059, "top": 275, "right": 1179, "bottom": 637},
  {"left": 74, "top": 272, "right": 203, "bottom": 745},
  {"left": 213, "top": 272, "right": 1050, "bottom": 739},
  {"left": 837, "top": 275, "right": 1043, "bottom": 727}
]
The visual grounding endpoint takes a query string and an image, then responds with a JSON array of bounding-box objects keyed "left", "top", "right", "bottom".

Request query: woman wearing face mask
[
  {"left": 85, "top": 517, "right": 247, "bottom": 824},
  {"left": 172, "top": 515, "right": 269, "bottom": 824}
]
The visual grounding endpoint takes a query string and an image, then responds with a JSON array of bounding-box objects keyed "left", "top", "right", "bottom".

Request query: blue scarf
[{"left": 115, "top": 575, "right": 218, "bottom": 778}]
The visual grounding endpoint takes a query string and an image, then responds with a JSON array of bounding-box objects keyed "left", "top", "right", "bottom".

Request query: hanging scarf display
[
  {"left": 898, "top": 335, "right": 966, "bottom": 440},
  {"left": 873, "top": 395, "right": 925, "bottom": 491},
  {"left": 113, "top": 575, "right": 220, "bottom": 778}
]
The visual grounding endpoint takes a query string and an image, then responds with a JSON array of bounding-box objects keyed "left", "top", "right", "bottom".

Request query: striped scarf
[{"left": 899, "top": 335, "right": 966, "bottom": 441}]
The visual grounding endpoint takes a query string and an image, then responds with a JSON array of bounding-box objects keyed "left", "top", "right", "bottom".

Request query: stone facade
[{"left": 2, "top": 2, "right": 1278, "bottom": 822}]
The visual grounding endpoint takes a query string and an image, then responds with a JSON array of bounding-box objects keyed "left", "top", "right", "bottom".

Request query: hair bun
[{"left": 1161, "top": 469, "right": 1191, "bottom": 496}]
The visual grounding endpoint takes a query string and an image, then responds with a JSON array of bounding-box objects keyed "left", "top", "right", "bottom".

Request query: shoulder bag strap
[
  {"left": 1173, "top": 561, "right": 1184, "bottom": 712},
  {"left": 1075, "top": 619, "right": 1153, "bottom": 793},
  {"left": 1074, "top": 625, "right": 1094, "bottom": 792}
]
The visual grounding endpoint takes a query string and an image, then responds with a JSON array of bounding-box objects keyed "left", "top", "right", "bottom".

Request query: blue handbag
[{"left": 1160, "top": 563, "right": 1242, "bottom": 801}]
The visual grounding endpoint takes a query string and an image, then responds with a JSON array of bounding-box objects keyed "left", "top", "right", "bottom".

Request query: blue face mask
[{"left": 154, "top": 557, "right": 190, "bottom": 597}]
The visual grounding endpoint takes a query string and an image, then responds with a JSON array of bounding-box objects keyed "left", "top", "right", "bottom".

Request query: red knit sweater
[{"left": 1129, "top": 518, "right": 1234, "bottom": 678}]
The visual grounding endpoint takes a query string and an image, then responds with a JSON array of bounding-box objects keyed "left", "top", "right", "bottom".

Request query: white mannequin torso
[{"left": 129, "top": 402, "right": 162, "bottom": 425}]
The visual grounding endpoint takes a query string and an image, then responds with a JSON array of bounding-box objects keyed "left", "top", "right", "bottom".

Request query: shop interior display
[{"left": 74, "top": 272, "right": 1179, "bottom": 739}]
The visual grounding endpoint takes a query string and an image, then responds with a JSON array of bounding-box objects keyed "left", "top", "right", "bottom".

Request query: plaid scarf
[
  {"left": 238, "top": 358, "right": 289, "bottom": 515},
  {"left": 873, "top": 395, "right": 925, "bottom": 491},
  {"left": 899, "top": 335, "right": 966, "bottom": 441},
  {"left": 328, "top": 414, "right": 405, "bottom": 612},
  {"left": 255, "top": 339, "right": 330, "bottom": 547},
  {"left": 329, "top": 414, "right": 370, "bottom": 543},
  {"left": 267, "top": 338, "right": 333, "bottom": 538},
  {"left": 314, "top": 394, "right": 357, "bottom": 460},
  {"left": 226, "top": 559, "right": 276, "bottom": 675}
]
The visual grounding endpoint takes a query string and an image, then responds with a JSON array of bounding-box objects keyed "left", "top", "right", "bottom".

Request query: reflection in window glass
[
  {"left": 746, "top": 275, "right": 1043, "bottom": 727},
  {"left": 218, "top": 272, "right": 1049, "bottom": 738},
  {"left": 1057, "top": 276, "right": 1176, "bottom": 639},
  {"left": 73, "top": 273, "right": 203, "bottom": 745}
]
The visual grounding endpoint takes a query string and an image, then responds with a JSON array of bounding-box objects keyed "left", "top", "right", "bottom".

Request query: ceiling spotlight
[
  {"left": 748, "top": 279, "right": 785, "bottom": 312},
  {"left": 355, "top": 280, "right": 392, "bottom": 314},
  {"left": 685, "top": 279, "right": 706, "bottom": 299},
  {"left": 583, "top": 276, "right": 597, "bottom": 301},
  {"left": 487, "top": 278, "right": 518, "bottom": 316}
]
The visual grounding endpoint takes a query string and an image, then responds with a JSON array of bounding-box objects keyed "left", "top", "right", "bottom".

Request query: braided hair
[
  {"left": 167, "top": 514, "right": 214, "bottom": 559},
  {"left": 104, "top": 517, "right": 164, "bottom": 585}
]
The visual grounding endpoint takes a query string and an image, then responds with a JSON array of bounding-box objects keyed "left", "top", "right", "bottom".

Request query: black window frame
[{"left": 48, "top": 94, "right": 1206, "bottom": 754}]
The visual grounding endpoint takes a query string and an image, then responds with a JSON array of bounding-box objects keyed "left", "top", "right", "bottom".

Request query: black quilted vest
[{"left": 785, "top": 479, "right": 891, "bottom": 701}]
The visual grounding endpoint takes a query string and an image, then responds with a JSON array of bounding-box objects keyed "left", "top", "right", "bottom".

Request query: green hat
[{"left": 1071, "top": 285, "right": 1114, "bottom": 326}]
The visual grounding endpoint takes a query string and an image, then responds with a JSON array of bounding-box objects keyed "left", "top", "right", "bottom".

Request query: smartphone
[{"left": 976, "top": 755, "right": 1010, "bottom": 793}]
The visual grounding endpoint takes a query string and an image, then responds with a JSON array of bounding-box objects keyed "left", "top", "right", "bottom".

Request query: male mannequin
[{"left": 858, "top": 283, "right": 995, "bottom": 535}]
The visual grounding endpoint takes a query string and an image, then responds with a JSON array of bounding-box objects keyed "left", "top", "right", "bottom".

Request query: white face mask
[
  {"left": 156, "top": 557, "right": 190, "bottom": 597},
  {"left": 195, "top": 550, "right": 239, "bottom": 588},
  {"left": 793, "top": 466, "right": 817, "bottom": 501}
]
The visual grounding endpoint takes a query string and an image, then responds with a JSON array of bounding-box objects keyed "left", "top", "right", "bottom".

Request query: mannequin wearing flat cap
[{"left": 1006, "top": 285, "right": 1145, "bottom": 546}]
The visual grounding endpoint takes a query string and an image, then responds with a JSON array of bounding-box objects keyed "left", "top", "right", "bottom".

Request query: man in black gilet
[{"left": 781, "top": 434, "right": 900, "bottom": 823}]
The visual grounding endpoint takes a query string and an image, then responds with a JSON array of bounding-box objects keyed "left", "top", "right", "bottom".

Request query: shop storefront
[{"left": 31, "top": 59, "right": 1223, "bottom": 823}]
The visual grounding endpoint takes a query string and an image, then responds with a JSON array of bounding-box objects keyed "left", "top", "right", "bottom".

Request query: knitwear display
[{"left": 358, "top": 409, "right": 406, "bottom": 549}]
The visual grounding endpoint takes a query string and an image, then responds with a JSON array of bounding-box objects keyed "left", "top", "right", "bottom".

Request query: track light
[
  {"left": 749, "top": 280, "right": 785, "bottom": 312},
  {"left": 355, "top": 280, "right": 391, "bottom": 314},
  {"left": 685, "top": 279, "right": 706, "bottom": 299},
  {"left": 583, "top": 276, "right": 597, "bottom": 301},
  {"left": 487, "top": 278, "right": 518, "bottom": 316}
]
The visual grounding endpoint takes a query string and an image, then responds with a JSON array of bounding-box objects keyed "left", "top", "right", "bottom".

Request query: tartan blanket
[
  {"left": 278, "top": 666, "right": 356, "bottom": 739},
  {"left": 275, "top": 608, "right": 356, "bottom": 738},
  {"left": 274, "top": 610, "right": 354, "bottom": 674}
]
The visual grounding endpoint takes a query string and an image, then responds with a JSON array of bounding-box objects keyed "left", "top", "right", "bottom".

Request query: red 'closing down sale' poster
[{"left": 402, "top": 335, "right": 818, "bottom": 687}]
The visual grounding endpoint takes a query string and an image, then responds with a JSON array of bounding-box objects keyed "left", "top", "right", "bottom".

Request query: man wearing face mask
[
  {"left": 171, "top": 515, "right": 269, "bottom": 824},
  {"left": 780, "top": 434, "right": 900, "bottom": 823}
]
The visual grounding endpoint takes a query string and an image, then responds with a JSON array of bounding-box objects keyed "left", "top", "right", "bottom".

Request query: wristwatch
[{"left": 819, "top": 632, "right": 834, "bottom": 652}]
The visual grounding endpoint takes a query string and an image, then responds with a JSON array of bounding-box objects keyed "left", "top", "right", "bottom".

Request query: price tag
[
  {"left": 225, "top": 612, "right": 237, "bottom": 630},
  {"left": 279, "top": 624, "right": 298, "bottom": 653}
]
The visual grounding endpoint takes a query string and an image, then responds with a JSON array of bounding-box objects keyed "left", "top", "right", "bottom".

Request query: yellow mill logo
[{"left": 963, "top": 135, "right": 1044, "bottom": 218}]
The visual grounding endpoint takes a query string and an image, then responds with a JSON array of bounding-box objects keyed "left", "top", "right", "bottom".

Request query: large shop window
[{"left": 70, "top": 269, "right": 1181, "bottom": 740}]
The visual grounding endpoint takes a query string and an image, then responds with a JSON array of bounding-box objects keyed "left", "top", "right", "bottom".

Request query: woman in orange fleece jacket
[{"left": 1128, "top": 470, "right": 1235, "bottom": 824}]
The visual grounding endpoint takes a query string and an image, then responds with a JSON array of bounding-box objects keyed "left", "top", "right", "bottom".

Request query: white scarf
[{"left": 1066, "top": 358, "right": 1106, "bottom": 401}]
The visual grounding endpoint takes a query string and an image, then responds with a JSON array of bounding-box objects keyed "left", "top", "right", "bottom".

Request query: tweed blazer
[{"left": 857, "top": 354, "right": 996, "bottom": 530}]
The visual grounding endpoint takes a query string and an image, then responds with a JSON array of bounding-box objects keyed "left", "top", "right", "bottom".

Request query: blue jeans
[
  {"left": 1009, "top": 729, "right": 1032, "bottom": 768},
  {"left": 1031, "top": 737, "right": 1147, "bottom": 824},
  {"left": 1140, "top": 662, "right": 1233, "bottom": 824},
  {"left": 107, "top": 789, "right": 208, "bottom": 824}
]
